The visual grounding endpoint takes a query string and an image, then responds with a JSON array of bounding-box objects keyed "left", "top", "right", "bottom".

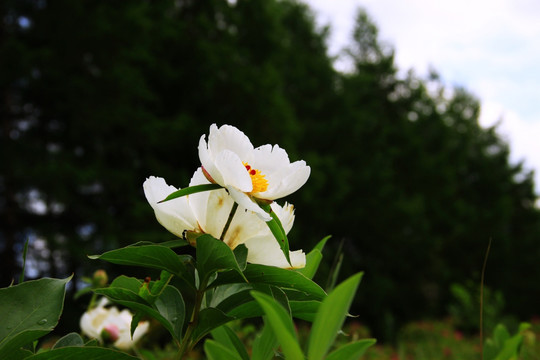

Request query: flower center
[{"left": 243, "top": 162, "right": 268, "bottom": 193}]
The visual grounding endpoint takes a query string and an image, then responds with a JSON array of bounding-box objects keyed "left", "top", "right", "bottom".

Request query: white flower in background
[
  {"left": 144, "top": 170, "right": 306, "bottom": 269},
  {"left": 198, "top": 124, "right": 310, "bottom": 221},
  {"left": 80, "top": 297, "right": 149, "bottom": 350}
]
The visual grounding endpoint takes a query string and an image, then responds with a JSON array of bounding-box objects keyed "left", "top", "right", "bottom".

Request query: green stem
[
  {"left": 220, "top": 201, "right": 238, "bottom": 241},
  {"left": 176, "top": 276, "right": 209, "bottom": 359}
]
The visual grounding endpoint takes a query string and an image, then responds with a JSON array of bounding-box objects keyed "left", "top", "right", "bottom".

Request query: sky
[{"left": 303, "top": 0, "right": 540, "bottom": 196}]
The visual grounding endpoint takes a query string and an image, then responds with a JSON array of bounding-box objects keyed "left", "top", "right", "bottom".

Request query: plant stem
[
  {"left": 176, "top": 276, "right": 209, "bottom": 359},
  {"left": 220, "top": 201, "right": 238, "bottom": 241}
]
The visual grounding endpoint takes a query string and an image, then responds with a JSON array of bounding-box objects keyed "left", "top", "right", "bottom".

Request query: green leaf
[
  {"left": 24, "top": 346, "right": 139, "bottom": 359},
  {"left": 158, "top": 183, "right": 222, "bottom": 203},
  {"left": 89, "top": 245, "right": 193, "bottom": 285},
  {"left": 251, "top": 320, "right": 278, "bottom": 360},
  {"left": 251, "top": 291, "right": 304, "bottom": 360},
  {"left": 153, "top": 285, "right": 186, "bottom": 341},
  {"left": 297, "top": 235, "right": 331, "bottom": 280},
  {"left": 270, "top": 286, "right": 290, "bottom": 317},
  {"left": 128, "top": 239, "right": 189, "bottom": 248},
  {"left": 493, "top": 323, "right": 510, "bottom": 348},
  {"left": 233, "top": 244, "right": 248, "bottom": 271},
  {"left": 210, "top": 325, "right": 250, "bottom": 360},
  {"left": 196, "top": 235, "right": 247, "bottom": 284},
  {"left": 204, "top": 339, "right": 243, "bottom": 360},
  {"left": 52, "top": 333, "right": 84, "bottom": 349},
  {"left": 110, "top": 275, "right": 143, "bottom": 293},
  {"left": 0, "top": 277, "right": 71, "bottom": 358},
  {"left": 207, "top": 283, "right": 253, "bottom": 309},
  {"left": 297, "top": 249, "right": 322, "bottom": 280},
  {"left": 325, "top": 339, "right": 376, "bottom": 360},
  {"left": 95, "top": 285, "right": 184, "bottom": 341},
  {"left": 192, "top": 308, "right": 234, "bottom": 344},
  {"left": 258, "top": 203, "right": 291, "bottom": 266},
  {"left": 290, "top": 300, "right": 321, "bottom": 322},
  {"left": 313, "top": 235, "right": 331, "bottom": 253},
  {"left": 212, "top": 264, "right": 326, "bottom": 301},
  {"left": 220, "top": 285, "right": 291, "bottom": 320},
  {"left": 307, "top": 272, "right": 364, "bottom": 360},
  {"left": 495, "top": 335, "right": 524, "bottom": 360}
]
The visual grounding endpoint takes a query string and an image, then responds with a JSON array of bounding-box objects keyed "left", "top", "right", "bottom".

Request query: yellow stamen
[{"left": 243, "top": 162, "right": 268, "bottom": 193}]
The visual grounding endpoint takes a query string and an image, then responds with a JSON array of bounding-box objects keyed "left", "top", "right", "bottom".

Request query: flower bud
[
  {"left": 92, "top": 270, "right": 108, "bottom": 288},
  {"left": 101, "top": 323, "right": 120, "bottom": 343}
]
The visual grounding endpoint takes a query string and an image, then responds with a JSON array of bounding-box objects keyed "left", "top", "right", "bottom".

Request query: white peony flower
[
  {"left": 198, "top": 124, "right": 310, "bottom": 221},
  {"left": 144, "top": 170, "right": 306, "bottom": 269},
  {"left": 80, "top": 297, "right": 149, "bottom": 350}
]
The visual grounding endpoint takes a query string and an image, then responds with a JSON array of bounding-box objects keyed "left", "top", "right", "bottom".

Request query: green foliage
[
  {"left": 248, "top": 273, "right": 376, "bottom": 360},
  {"left": 251, "top": 292, "right": 305, "bottom": 359},
  {"left": 89, "top": 235, "right": 331, "bottom": 357},
  {"left": 0, "top": 277, "right": 71, "bottom": 359},
  {"left": 308, "top": 273, "right": 364, "bottom": 360},
  {"left": 210, "top": 325, "right": 250, "bottom": 360},
  {"left": 24, "top": 347, "right": 139, "bottom": 359},
  {"left": 95, "top": 278, "right": 185, "bottom": 342},
  {"left": 51, "top": 333, "right": 84, "bottom": 349},
  {"left": 196, "top": 235, "right": 247, "bottom": 284},
  {"left": 484, "top": 323, "right": 531, "bottom": 360},
  {"left": 448, "top": 282, "right": 505, "bottom": 333}
]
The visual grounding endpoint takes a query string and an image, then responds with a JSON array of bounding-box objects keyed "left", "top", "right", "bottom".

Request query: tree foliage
[{"left": 1, "top": 0, "right": 538, "bottom": 338}]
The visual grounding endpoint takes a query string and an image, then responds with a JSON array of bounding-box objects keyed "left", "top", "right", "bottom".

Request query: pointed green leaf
[
  {"left": 297, "top": 235, "right": 331, "bottom": 280},
  {"left": 90, "top": 245, "right": 194, "bottom": 287},
  {"left": 95, "top": 285, "right": 184, "bottom": 341},
  {"left": 326, "top": 339, "right": 376, "bottom": 360},
  {"left": 192, "top": 308, "right": 234, "bottom": 344},
  {"left": 211, "top": 325, "right": 250, "bottom": 360},
  {"left": 290, "top": 300, "right": 321, "bottom": 322},
  {"left": 196, "top": 235, "right": 247, "bottom": 284},
  {"left": 52, "top": 333, "right": 84, "bottom": 349},
  {"left": 204, "top": 339, "right": 243, "bottom": 360},
  {"left": 0, "top": 277, "right": 71, "bottom": 358},
  {"left": 307, "top": 273, "right": 364, "bottom": 360},
  {"left": 24, "top": 346, "right": 139, "bottom": 359},
  {"left": 251, "top": 319, "right": 278, "bottom": 360},
  {"left": 233, "top": 244, "right": 248, "bottom": 271},
  {"left": 251, "top": 291, "right": 304, "bottom": 360},
  {"left": 211, "top": 264, "right": 326, "bottom": 300},
  {"left": 314, "top": 235, "right": 331, "bottom": 253},
  {"left": 220, "top": 285, "right": 291, "bottom": 320},
  {"left": 258, "top": 203, "right": 291, "bottom": 266},
  {"left": 207, "top": 284, "right": 252, "bottom": 309},
  {"left": 158, "top": 183, "right": 222, "bottom": 203},
  {"left": 297, "top": 249, "right": 322, "bottom": 280},
  {"left": 153, "top": 285, "right": 186, "bottom": 340},
  {"left": 128, "top": 239, "right": 189, "bottom": 248}
]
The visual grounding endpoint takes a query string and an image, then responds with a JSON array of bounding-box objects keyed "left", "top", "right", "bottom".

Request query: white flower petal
[
  {"left": 198, "top": 134, "right": 222, "bottom": 185},
  {"left": 244, "top": 235, "right": 306, "bottom": 269},
  {"left": 262, "top": 161, "right": 311, "bottom": 199},
  {"left": 222, "top": 206, "right": 269, "bottom": 248},
  {"left": 143, "top": 176, "right": 198, "bottom": 237},
  {"left": 208, "top": 124, "right": 254, "bottom": 157},
  {"left": 187, "top": 168, "right": 211, "bottom": 230},
  {"left": 214, "top": 150, "right": 253, "bottom": 192},
  {"left": 188, "top": 168, "right": 235, "bottom": 236},
  {"left": 252, "top": 144, "right": 290, "bottom": 173},
  {"left": 270, "top": 202, "right": 295, "bottom": 234},
  {"left": 227, "top": 186, "right": 272, "bottom": 222}
]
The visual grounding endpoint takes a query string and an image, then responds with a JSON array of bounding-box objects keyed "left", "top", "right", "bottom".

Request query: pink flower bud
[{"left": 101, "top": 323, "right": 120, "bottom": 343}]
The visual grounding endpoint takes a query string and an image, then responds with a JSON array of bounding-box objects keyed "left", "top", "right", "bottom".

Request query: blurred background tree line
[{"left": 1, "top": 0, "right": 539, "bottom": 340}]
